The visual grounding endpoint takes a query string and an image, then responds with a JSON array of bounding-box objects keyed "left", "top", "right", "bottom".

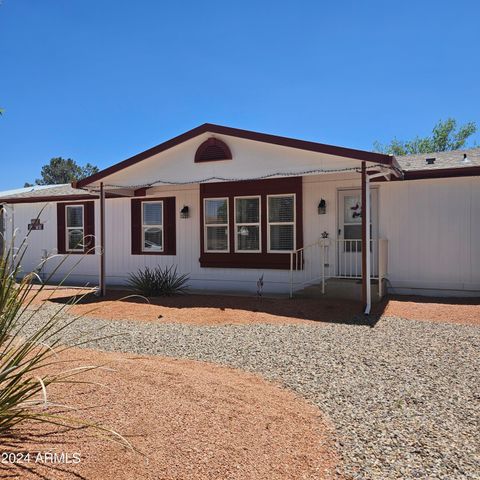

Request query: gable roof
[{"left": 74, "top": 123, "right": 395, "bottom": 188}]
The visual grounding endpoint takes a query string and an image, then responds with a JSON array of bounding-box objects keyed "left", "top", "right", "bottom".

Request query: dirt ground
[
  {"left": 0, "top": 348, "right": 342, "bottom": 480},
  {"left": 27, "top": 287, "right": 480, "bottom": 326}
]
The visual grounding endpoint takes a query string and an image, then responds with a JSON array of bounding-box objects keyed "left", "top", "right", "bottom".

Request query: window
[
  {"left": 142, "top": 201, "right": 163, "bottom": 252},
  {"left": 204, "top": 198, "right": 229, "bottom": 252},
  {"left": 267, "top": 194, "right": 295, "bottom": 252},
  {"left": 65, "top": 205, "right": 85, "bottom": 252},
  {"left": 235, "top": 196, "right": 260, "bottom": 252},
  {"left": 131, "top": 197, "right": 175, "bottom": 255}
]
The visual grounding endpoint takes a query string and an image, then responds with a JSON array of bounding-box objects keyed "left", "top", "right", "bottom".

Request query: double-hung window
[
  {"left": 204, "top": 198, "right": 229, "bottom": 252},
  {"left": 267, "top": 194, "right": 295, "bottom": 252},
  {"left": 235, "top": 196, "right": 261, "bottom": 252},
  {"left": 65, "top": 205, "right": 84, "bottom": 252},
  {"left": 142, "top": 201, "right": 163, "bottom": 252}
]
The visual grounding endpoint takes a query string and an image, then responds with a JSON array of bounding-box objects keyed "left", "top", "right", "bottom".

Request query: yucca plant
[
  {"left": 0, "top": 212, "right": 132, "bottom": 449},
  {"left": 127, "top": 265, "right": 189, "bottom": 297}
]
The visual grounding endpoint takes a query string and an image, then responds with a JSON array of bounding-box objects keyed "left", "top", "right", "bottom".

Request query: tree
[
  {"left": 374, "top": 118, "right": 477, "bottom": 156},
  {"left": 26, "top": 157, "right": 99, "bottom": 186}
]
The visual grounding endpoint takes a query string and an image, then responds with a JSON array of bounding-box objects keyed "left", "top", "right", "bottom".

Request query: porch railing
[
  {"left": 289, "top": 239, "right": 329, "bottom": 298},
  {"left": 289, "top": 238, "right": 388, "bottom": 298},
  {"left": 335, "top": 239, "right": 378, "bottom": 279}
]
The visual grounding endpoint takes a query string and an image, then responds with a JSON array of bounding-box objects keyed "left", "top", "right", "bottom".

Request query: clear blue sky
[{"left": 1, "top": 0, "right": 479, "bottom": 190}]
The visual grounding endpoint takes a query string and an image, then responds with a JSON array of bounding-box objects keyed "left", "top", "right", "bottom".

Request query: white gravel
[{"left": 20, "top": 304, "right": 480, "bottom": 480}]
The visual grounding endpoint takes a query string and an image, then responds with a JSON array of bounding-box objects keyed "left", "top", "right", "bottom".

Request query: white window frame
[
  {"left": 204, "top": 197, "right": 229, "bottom": 253},
  {"left": 267, "top": 193, "right": 296, "bottom": 253},
  {"left": 141, "top": 200, "right": 164, "bottom": 253},
  {"left": 234, "top": 195, "right": 261, "bottom": 253},
  {"left": 65, "top": 204, "right": 85, "bottom": 252}
]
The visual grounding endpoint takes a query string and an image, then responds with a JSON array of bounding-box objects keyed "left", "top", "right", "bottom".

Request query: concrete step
[{"left": 295, "top": 278, "right": 384, "bottom": 302}]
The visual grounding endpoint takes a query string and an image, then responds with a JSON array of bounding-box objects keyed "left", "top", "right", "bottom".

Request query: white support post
[
  {"left": 321, "top": 241, "right": 326, "bottom": 295},
  {"left": 364, "top": 175, "right": 371, "bottom": 314},
  {"left": 289, "top": 252, "right": 294, "bottom": 298},
  {"left": 99, "top": 182, "right": 106, "bottom": 297}
]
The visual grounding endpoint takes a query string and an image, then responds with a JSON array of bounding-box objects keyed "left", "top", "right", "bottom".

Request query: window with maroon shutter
[
  {"left": 131, "top": 197, "right": 176, "bottom": 255},
  {"left": 57, "top": 201, "right": 95, "bottom": 254},
  {"left": 199, "top": 177, "right": 303, "bottom": 269}
]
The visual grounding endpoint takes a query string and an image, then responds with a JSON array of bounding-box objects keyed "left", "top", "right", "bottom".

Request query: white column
[{"left": 364, "top": 175, "right": 371, "bottom": 314}]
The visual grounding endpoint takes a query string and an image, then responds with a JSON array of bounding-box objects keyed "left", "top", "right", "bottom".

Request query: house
[{"left": 1, "top": 123, "right": 479, "bottom": 312}]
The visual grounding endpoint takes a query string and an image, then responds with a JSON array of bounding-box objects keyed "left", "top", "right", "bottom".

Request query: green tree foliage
[
  {"left": 26, "top": 157, "right": 99, "bottom": 186},
  {"left": 374, "top": 118, "right": 477, "bottom": 156}
]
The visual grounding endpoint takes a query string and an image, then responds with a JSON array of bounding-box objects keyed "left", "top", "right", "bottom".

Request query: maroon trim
[
  {"left": 194, "top": 137, "right": 232, "bottom": 162},
  {"left": 402, "top": 166, "right": 480, "bottom": 181},
  {"left": 369, "top": 165, "right": 480, "bottom": 183},
  {"left": 57, "top": 201, "right": 95, "bottom": 255},
  {"left": 57, "top": 203, "right": 66, "bottom": 254},
  {"left": 74, "top": 123, "right": 393, "bottom": 187},
  {"left": 133, "top": 187, "right": 149, "bottom": 197},
  {"left": 200, "top": 177, "right": 303, "bottom": 269},
  {"left": 131, "top": 197, "right": 176, "bottom": 255}
]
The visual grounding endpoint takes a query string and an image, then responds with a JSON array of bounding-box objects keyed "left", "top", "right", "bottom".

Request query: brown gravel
[
  {"left": 0, "top": 348, "right": 342, "bottom": 480},
  {"left": 27, "top": 287, "right": 480, "bottom": 326},
  {"left": 27, "top": 287, "right": 363, "bottom": 325}
]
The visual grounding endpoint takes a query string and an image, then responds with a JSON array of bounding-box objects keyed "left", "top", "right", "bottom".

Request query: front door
[{"left": 337, "top": 189, "right": 378, "bottom": 277}]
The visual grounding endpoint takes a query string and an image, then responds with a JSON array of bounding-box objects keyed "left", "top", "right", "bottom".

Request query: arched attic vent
[{"left": 194, "top": 138, "right": 232, "bottom": 163}]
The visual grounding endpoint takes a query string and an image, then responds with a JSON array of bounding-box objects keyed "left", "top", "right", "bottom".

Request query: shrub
[{"left": 127, "top": 265, "right": 189, "bottom": 297}]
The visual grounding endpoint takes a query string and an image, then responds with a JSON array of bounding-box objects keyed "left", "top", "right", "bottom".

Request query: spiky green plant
[
  {"left": 0, "top": 211, "right": 132, "bottom": 449},
  {"left": 127, "top": 265, "right": 189, "bottom": 297}
]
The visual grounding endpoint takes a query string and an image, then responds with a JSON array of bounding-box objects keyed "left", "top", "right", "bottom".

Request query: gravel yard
[{"left": 20, "top": 303, "right": 480, "bottom": 480}]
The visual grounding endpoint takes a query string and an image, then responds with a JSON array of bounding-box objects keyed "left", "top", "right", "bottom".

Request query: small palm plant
[{"left": 127, "top": 265, "right": 189, "bottom": 297}]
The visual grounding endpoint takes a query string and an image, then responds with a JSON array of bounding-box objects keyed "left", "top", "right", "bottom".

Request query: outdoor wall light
[
  {"left": 180, "top": 206, "right": 190, "bottom": 219},
  {"left": 318, "top": 199, "right": 326, "bottom": 215}
]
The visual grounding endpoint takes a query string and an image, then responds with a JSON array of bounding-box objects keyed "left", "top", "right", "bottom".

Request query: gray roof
[
  {"left": 0, "top": 184, "right": 94, "bottom": 202},
  {"left": 396, "top": 147, "right": 480, "bottom": 171}
]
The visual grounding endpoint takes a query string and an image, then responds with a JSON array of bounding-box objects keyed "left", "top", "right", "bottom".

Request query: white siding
[
  {"left": 380, "top": 176, "right": 480, "bottom": 294},
  {"left": 3, "top": 174, "right": 480, "bottom": 296}
]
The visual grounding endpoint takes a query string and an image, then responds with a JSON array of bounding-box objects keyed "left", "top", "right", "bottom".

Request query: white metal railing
[
  {"left": 289, "top": 239, "right": 329, "bottom": 298},
  {"left": 289, "top": 238, "right": 389, "bottom": 298},
  {"left": 334, "top": 239, "right": 379, "bottom": 279}
]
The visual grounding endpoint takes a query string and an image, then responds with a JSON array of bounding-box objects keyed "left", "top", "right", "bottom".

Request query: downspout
[
  {"left": 363, "top": 169, "right": 393, "bottom": 315},
  {"left": 361, "top": 162, "right": 367, "bottom": 311},
  {"left": 364, "top": 174, "right": 371, "bottom": 314}
]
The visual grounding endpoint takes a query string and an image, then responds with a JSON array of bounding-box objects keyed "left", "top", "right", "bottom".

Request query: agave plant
[
  {"left": 0, "top": 210, "right": 132, "bottom": 449},
  {"left": 127, "top": 265, "right": 189, "bottom": 297}
]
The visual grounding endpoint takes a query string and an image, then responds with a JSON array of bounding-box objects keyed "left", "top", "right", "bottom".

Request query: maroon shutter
[
  {"left": 163, "top": 197, "right": 176, "bottom": 255},
  {"left": 131, "top": 199, "right": 142, "bottom": 254},
  {"left": 57, "top": 203, "right": 66, "bottom": 254},
  {"left": 199, "top": 177, "right": 303, "bottom": 269},
  {"left": 131, "top": 197, "right": 176, "bottom": 255},
  {"left": 84, "top": 201, "right": 95, "bottom": 254}
]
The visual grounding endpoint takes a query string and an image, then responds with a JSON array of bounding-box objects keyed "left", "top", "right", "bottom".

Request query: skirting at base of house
[{"left": 387, "top": 286, "right": 480, "bottom": 298}]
